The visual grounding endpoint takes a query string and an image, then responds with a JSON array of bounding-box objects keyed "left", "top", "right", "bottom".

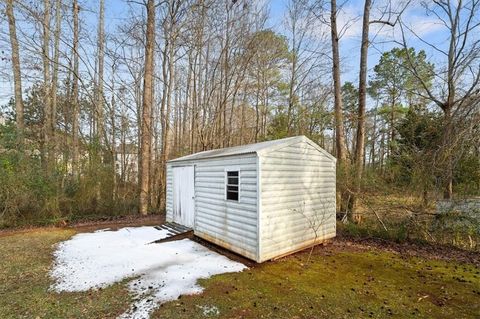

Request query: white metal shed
[{"left": 166, "top": 135, "right": 336, "bottom": 262}]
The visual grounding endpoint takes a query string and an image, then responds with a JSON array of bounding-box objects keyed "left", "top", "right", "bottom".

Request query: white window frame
[{"left": 225, "top": 167, "right": 240, "bottom": 202}]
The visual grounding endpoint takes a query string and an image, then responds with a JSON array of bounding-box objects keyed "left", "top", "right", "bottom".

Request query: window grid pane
[
  {"left": 227, "top": 177, "right": 238, "bottom": 184},
  {"left": 227, "top": 171, "right": 239, "bottom": 177},
  {"left": 226, "top": 191, "right": 238, "bottom": 201},
  {"left": 226, "top": 170, "right": 239, "bottom": 201},
  {"left": 227, "top": 185, "right": 238, "bottom": 192}
]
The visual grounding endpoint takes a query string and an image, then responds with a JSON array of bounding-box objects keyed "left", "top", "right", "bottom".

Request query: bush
[
  {"left": 0, "top": 123, "right": 139, "bottom": 228},
  {"left": 431, "top": 210, "right": 480, "bottom": 249},
  {"left": 337, "top": 206, "right": 480, "bottom": 251},
  {"left": 338, "top": 219, "right": 410, "bottom": 243}
]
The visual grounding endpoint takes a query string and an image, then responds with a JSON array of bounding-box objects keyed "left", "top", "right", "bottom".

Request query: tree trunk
[
  {"left": 254, "top": 74, "right": 260, "bottom": 142},
  {"left": 370, "top": 103, "right": 378, "bottom": 168},
  {"left": 95, "top": 0, "right": 105, "bottom": 202},
  {"left": 443, "top": 9, "right": 457, "bottom": 200},
  {"left": 96, "top": 0, "right": 105, "bottom": 145},
  {"left": 443, "top": 105, "right": 453, "bottom": 199},
  {"left": 389, "top": 94, "right": 396, "bottom": 156},
  {"left": 330, "top": 0, "right": 348, "bottom": 165},
  {"left": 351, "top": 0, "right": 372, "bottom": 221},
  {"left": 139, "top": 0, "right": 155, "bottom": 215},
  {"left": 160, "top": 6, "right": 176, "bottom": 211},
  {"left": 287, "top": 53, "right": 297, "bottom": 135},
  {"left": 379, "top": 129, "right": 385, "bottom": 173},
  {"left": 111, "top": 64, "right": 117, "bottom": 201},
  {"left": 190, "top": 55, "right": 197, "bottom": 153},
  {"left": 330, "top": 0, "right": 350, "bottom": 213},
  {"left": 51, "top": 0, "right": 61, "bottom": 160},
  {"left": 6, "top": 0, "right": 24, "bottom": 145},
  {"left": 42, "top": 0, "right": 53, "bottom": 172},
  {"left": 72, "top": 0, "right": 79, "bottom": 177}
]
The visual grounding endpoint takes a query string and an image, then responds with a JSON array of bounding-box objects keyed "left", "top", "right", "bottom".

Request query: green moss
[{"left": 155, "top": 248, "right": 480, "bottom": 319}]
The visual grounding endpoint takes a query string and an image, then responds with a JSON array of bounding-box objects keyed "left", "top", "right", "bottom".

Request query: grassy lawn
[
  {"left": 0, "top": 229, "right": 132, "bottom": 318},
  {"left": 0, "top": 227, "right": 479, "bottom": 319}
]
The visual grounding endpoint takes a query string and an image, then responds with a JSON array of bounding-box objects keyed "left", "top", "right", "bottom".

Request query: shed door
[{"left": 172, "top": 166, "right": 195, "bottom": 228}]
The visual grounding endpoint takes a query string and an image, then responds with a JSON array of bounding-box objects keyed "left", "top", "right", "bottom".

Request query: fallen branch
[
  {"left": 372, "top": 208, "right": 388, "bottom": 232},
  {"left": 362, "top": 198, "right": 388, "bottom": 232}
]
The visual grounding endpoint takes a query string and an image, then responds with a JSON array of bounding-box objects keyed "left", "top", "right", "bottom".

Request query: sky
[
  {"left": 0, "top": 0, "right": 454, "bottom": 107},
  {"left": 268, "top": 0, "right": 449, "bottom": 79},
  {"left": 98, "top": 0, "right": 452, "bottom": 86}
]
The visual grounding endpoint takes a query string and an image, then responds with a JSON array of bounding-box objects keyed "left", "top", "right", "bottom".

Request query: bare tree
[
  {"left": 350, "top": 0, "right": 408, "bottom": 219},
  {"left": 96, "top": 0, "right": 105, "bottom": 145},
  {"left": 350, "top": 0, "right": 372, "bottom": 220},
  {"left": 158, "top": 0, "right": 183, "bottom": 210},
  {"left": 293, "top": 199, "right": 332, "bottom": 264},
  {"left": 51, "top": 0, "right": 62, "bottom": 159},
  {"left": 110, "top": 57, "right": 118, "bottom": 201},
  {"left": 399, "top": 0, "right": 480, "bottom": 199},
  {"left": 330, "top": 0, "right": 348, "bottom": 164},
  {"left": 7, "top": 0, "right": 476, "bottom": 229},
  {"left": 139, "top": 0, "right": 156, "bottom": 215},
  {"left": 6, "top": 0, "right": 24, "bottom": 143},
  {"left": 72, "top": 0, "right": 80, "bottom": 177},
  {"left": 42, "top": 0, "right": 53, "bottom": 170}
]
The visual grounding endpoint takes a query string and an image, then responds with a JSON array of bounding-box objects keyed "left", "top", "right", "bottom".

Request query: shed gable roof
[{"left": 169, "top": 135, "right": 336, "bottom": 163}]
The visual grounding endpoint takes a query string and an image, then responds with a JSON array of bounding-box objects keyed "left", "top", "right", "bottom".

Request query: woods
[{"left": 0, "top": 0, "right": 479, "bottom": 229}]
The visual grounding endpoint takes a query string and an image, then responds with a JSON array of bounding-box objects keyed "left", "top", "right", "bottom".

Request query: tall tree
[
  {"left": 72, "top": 0, "right": 80, "bottom": 177},
  {"left": 350, "top": 0, "right": 407, "bottom": 218},
  {"left": 330, "top": 0, "right": 347, "bottom": 164},
  {"left": 6, "top": 0, "right": 24, "bottom": 143},
  {"left": 42, "top": 0, "right": 53, "bottom": 170},
  {"left": 110, "top": 56, "right": 119, "bottom": 201},
  {"left": 96, "top": 0, "right": 105, "bottom": 144},
  {"left": 139, "top": 0, "right": 156, "bottom": 215},
  {"left": 51, "top": 0, "right": 62, "bottom": 157},
  {"left": 351, "top": 0, "right": 372, "bottom": 219},
  {"left": 159, "top": 0, "right": 181, "bottom": 210},
  {"left": 400, "top": 0, "right": 480, "bottom": 199},
  {"left": 94, "top": 0, "right": 106, "bottom": 202},
  {"left": 284, "top": 0, "right": 322, "bottom": 135},
  {"left": 369, "top": 48, "right": 434, "bottom": 157},
  {"left": 247, "top": 30, "right": 289, "bottom": 142}
]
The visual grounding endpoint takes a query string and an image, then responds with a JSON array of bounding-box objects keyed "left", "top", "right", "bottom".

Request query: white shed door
[{"left": 172, "top": 166, "right": 195, "bottom": 228}]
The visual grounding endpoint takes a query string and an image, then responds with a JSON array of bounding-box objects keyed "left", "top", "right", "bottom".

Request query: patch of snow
[
  {"left": 196, "top": 305, "right": 220, "bottom": 316},
  {"left": 50, "top": 226, "right": 246, "bottom": 319}
]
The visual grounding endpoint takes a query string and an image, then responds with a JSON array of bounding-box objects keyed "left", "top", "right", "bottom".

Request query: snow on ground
[{"left": 50, "top": 226, "right": 247, "bottom": 319}]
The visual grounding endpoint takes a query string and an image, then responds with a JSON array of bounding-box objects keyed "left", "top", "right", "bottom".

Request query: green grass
[
  {"left": 0, "top": 228, "right": 479, "bottom": 319},
  {"left": 0, "top": 229, "right": 131, "bottom": 318}
]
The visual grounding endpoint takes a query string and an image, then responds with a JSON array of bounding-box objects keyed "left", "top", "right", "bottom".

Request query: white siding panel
[
  {"left": 259, "top": 141, "right": 336, "bottom": 262},
  {"left": 166, "top": 164, "right": 173, "bottom": 221},
  {"left": 168, "top": 154, "right": 258, "bottom": 260}
]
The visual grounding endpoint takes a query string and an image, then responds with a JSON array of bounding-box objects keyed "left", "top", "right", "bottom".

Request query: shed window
[{"left": 226, "top": 171, "right": 239, "bottom": 201}]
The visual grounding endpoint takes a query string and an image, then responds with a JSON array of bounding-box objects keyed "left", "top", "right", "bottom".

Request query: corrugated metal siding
[
  {"left": 167, "top": 154, "right": 258, "bottom": 260},
  {"left": 259, "top": 140, "right": 336, "bottom": 262},
  {"left": 166, "top": 164, "right": 173, "bottom": 221}
]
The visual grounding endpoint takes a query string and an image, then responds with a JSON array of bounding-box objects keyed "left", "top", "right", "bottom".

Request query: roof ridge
[{"left": 169, "top": 135, "right": 331, "bottom": 163}]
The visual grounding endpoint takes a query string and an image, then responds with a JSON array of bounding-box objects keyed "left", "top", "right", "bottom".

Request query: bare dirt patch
[{"left": 0, "top": 214, "right": 164, "bottom": 237}]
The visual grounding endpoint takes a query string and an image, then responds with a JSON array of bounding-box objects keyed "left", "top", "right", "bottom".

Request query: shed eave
[
  {"left": 167, "top": 151, "right": 258, "bottom": 163},
  {"left": 167, "top": 135, "right": 336, "bottom": 164}
]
